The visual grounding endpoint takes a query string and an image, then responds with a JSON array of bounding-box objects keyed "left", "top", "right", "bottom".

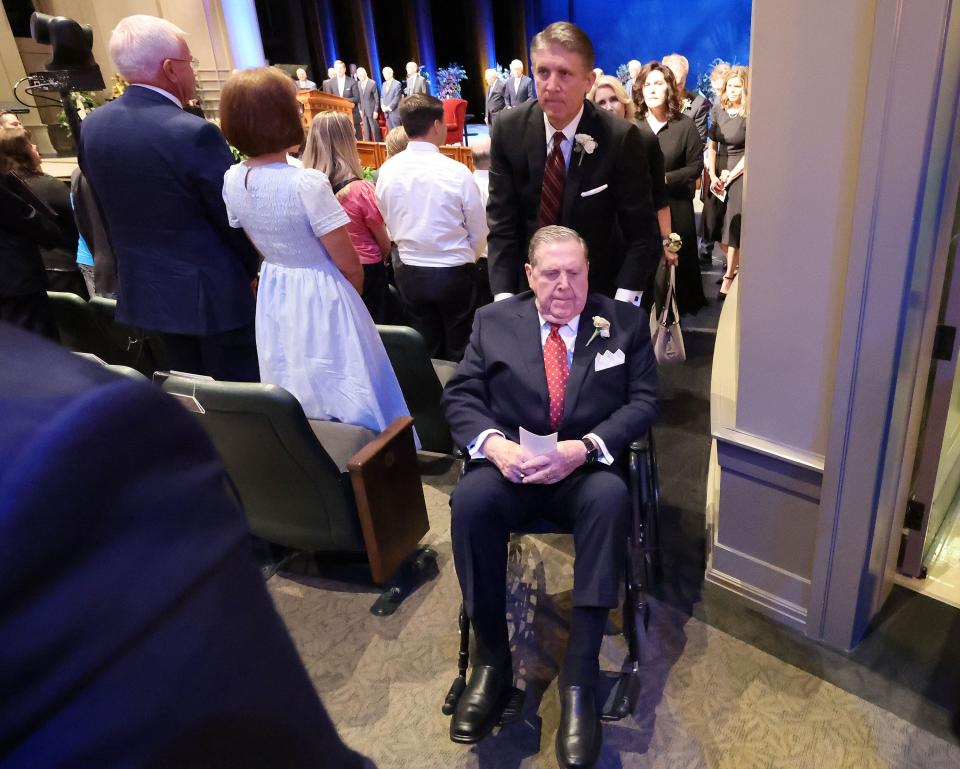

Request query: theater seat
[
  {"left": 158, "top": 374, "right": 435, "bottom": 614},
  {"left": 377, "top": 324, "right": 455, "bottom": 453},
  {"left": 47, "top": 291, "right": 113, "bottom": 360}
]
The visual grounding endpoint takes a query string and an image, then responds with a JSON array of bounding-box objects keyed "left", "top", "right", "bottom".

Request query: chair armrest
[
  {"left": 347, "top": 416, "right": 415, "bottom": 469},
  {"left": 346, "top": 416, "right": 429, "bottom": 584}
]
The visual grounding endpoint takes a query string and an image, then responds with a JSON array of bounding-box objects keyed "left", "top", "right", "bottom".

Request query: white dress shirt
[
  {"left": 129, "top": 83, "right": 182, "bottom": 108},
  {"left": 469, "top": 311, "right": 613, "bottom": 464},
  {"left": 473, "top": 168, "right": 490, "bottom": 259},
  {"left": 375, "top": 141, "right": 487, "bottom": 267},
  {"left": 337, "top": 76, "right": 346, "bottom": 97}
]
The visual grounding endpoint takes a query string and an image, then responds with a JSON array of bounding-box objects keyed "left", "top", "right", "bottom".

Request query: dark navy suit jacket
[
  {"left": 0, "top": 324, "right": 366, "bottom": 769},
  {"left": 442, "top": 292, "right": 659, "bottom": 458},
  {"left": 78, "top": 86, "right": 258, "bottom": 336}
]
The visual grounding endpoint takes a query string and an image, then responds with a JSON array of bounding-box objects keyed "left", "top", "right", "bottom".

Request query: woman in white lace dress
[{"left": 219, "top": 67, "right": 410, "bottom": 433}]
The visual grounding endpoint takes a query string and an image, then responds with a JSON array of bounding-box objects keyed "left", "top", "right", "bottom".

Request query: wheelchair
[{"left": 442, "top": 430, "right": 662, "bottom": 723}]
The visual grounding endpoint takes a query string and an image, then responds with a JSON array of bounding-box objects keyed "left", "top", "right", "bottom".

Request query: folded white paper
[
  {"left": 520, "top": 426, "right": 558, "bottom": 456},
  {"left": 594, "top": 348, "right": 626, "bottom": 372}
]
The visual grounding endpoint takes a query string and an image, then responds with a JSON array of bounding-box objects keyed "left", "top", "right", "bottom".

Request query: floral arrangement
[
  {"left": 435, "top": 62, "right": 467, "bottom": 99},
  {"left": 615, "top": 63, "right": 630, "bottom": 85}
]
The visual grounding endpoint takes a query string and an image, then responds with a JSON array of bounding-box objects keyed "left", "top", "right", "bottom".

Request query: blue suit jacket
[
  {"left": 442, "top": 292, "right": 659, "bottom": 458},
  {"left": 0, "top": 324, "right": 366, "bottom": 769},
  {"left": 79, "top": 86, "right": 258, "bottom": 335}
]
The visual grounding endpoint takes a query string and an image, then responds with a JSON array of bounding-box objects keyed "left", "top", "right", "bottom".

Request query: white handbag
[{"left": 649, "top": 264, "right": 686, "bottom": 365}]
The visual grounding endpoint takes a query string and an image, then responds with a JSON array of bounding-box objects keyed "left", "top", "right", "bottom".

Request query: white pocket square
[
  {"left": 580, "top": 184, "right": 608, "bottom": 198},
  {"left": 594, "top": 348, "right": 626, "bottom": 372}
]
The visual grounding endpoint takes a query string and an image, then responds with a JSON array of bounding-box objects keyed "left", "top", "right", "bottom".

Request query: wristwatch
[{"left": 581, "top": 436, "right": 599, "bottom": 465}]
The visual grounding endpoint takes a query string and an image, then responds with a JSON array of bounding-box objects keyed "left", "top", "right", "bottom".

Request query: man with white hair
[
  {"left": 626, "top": 59, "right": 641, "bottom": 99},
  {"left": 662, "top": 53, "right": 710, "bottom": 142},
  {"left": 355, "top": 66, "right": 381, "bottom": 140},
  {"left": 503, "top": 59, "right": 533, "bottom": 107},
  {"left": 404, "top": 61, "right": 428, "bottom": 96},
  {"left": 380, "top": 66, "right": 402, "bottom": 129},
  {"left": 294, "top": 67, "right": 316, "bottom": 90},
  {"left": 483, "top": 69, "right": 505, "bottom": 127},
  {"left": 78, "top": 15, "right": 260, "bottom": 381}
]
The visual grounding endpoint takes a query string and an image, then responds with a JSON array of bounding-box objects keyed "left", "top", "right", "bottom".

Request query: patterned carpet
[{"left": 267, "top": 479, "right": 960, "bottom": 769}]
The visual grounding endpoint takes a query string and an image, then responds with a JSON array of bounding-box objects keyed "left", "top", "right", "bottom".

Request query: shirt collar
[
  {"left": 543, "top": 104, "right": 584, "bottom": 147},
  {"left": 129, "top": 83, "right": 182, "bottom": 108},
  {"left": 537, "top": 310, "right": 581, "bottom": 334},
  {"left": 406, "top": 140, "right": 439, "bottom": 153}
]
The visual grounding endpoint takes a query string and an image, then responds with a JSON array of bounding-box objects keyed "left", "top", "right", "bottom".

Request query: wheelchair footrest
[
  {"left": 442, "top": 675, "right": 466, "bottom": 715},
  {"left": 497, "top": 687, "right": 526, "bottom": 725},
  {"left": 601, "top": 669, "right": 640, "bottom": 721}
]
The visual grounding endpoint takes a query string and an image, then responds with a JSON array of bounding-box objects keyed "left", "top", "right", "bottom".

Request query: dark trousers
[
  {"left": 451, "top": 462, "right": 630, "bottom": 665},
  {"left": 475, "top": 257, "right": 493, "bottom": 308},
  {"left": 0, "top": 292, "right": 58, "bottom": 342},
  {"left": 394, "top": 262, "right": 477, "bottom": 362},
  {"left": 361, "top": 261, "right": 389, "bottom": 323},
  {"left": 152, "top": 321, "right": 259, "bottom": 382}
]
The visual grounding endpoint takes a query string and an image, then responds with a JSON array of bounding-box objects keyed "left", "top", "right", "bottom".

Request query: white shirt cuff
[
  {"left": 493, "top": 292, "right": 514, "bottom": 302},
  {"left": 584, "top": 433, "right": 614, "bottom": 465},
  {"left": 614, "top": 288, "right": 643, "bottom": 305},
  {"left": 468, "top": 429, "right": 505, "bottom": 460}
]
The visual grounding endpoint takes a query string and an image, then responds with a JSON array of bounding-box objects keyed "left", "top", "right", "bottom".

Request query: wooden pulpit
[{"left": 296, "top": 90, "right": 354, "bottom": 129}]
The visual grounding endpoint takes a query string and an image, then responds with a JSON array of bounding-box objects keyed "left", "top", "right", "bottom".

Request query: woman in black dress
[
  {"left": 703, "top": 66, "right": 748, "bottom": 299},
  {"left": 590, "top": 74, "right": 674, "bottom": 292},
  {"left": 634, "top": 62, "right": 706, "bottom": 316}
]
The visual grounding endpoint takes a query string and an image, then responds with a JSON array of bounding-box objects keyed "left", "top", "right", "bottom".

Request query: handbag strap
[{"left": 658, "top": 264, "right": 679, "bottom": 326}]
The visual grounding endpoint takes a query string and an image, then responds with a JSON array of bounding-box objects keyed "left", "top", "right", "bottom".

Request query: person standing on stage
[
  {"left": 381, "top": 66, "right": 403, "bottom": 129},
  {"left": 504, "top": 59, "right": 534, "bottom": 107},
  {"left": 356, "top": 67, "right": 381, "bottom": 141}
]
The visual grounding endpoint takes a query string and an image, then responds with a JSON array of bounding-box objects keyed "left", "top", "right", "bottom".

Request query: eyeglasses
[{"left": 165, "top": 56, "right": 199, "bottom": 66}]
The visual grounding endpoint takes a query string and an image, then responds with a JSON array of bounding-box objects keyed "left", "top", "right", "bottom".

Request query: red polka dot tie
[{"left": 544, "top": 323, "right": 569, "bottom": 430}]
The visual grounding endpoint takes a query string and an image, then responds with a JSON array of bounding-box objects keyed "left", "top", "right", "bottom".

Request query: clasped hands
[
  {"left": 710, "top": 169, "right": 731, "bottom": 195},
  {"left": 481, "top": 434, "right": 586, "bottom": 485}
]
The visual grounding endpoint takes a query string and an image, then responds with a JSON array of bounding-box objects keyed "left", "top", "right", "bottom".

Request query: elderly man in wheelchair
[{"left": 441, "top": 226, "right": 659, "bottom": 769}]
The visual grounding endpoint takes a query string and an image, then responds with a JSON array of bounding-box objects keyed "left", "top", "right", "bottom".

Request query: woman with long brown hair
[
  {"left": 635, "top": 61, "right": 706, "bottom": 315},
  {"left": 0, "top": 127, "right": 87, "bottom": 299},
  {"left": 303, "top": 111, "right": 392, "bottom": 322}
]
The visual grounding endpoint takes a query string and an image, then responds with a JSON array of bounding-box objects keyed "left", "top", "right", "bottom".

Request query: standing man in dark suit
[
  {"left": 663, "top": 53, "right": 710, "bottom": 144},
  {"left": 380, "top": 66, "right": 403, "bottom": 129},
  {"left": 487, "top": 22, "right": 661, "bottom": 303},
  {"left": 356, "top": 67, "right": 381, "bottom": 140},
  {"left": 483, "top": 68, "right": 505, "bottom": 127},
  {"left": 404, "top": 61, "right": 429, "bottom": 96},
  {"left": 443, "top": 225, "right": 658, "bottom": 768},
  {"left": 503, "top": 59, "right": 534, "bottom": 108},
  {"left": 79, "top": 14, "right": 260, "bottom": 381},
  {"left": 0, "top": 324, "right": 369, "bottom": 769},
  {"left": 323, "top": 59, "right": 362, "bottom": 139}
]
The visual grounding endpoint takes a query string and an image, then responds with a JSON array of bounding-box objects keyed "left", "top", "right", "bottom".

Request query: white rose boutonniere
[
  {"left": 573, "top": 133, "right": 598, "bottom": 166},
  {"left": 586, "top": 315, "right": 611, "bottom": 346}
]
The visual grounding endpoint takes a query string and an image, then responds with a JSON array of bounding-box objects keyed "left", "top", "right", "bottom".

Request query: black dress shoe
[
  {"left": 449, "top": 665, "right": 511, "bottom": 744},
  {"left": 556, "top": 685, "right": 601, "bottom": 768}
]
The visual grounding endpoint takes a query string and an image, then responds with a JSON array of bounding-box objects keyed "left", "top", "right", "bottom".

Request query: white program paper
[{"left": 520, "top": 426, "right": 558, "bottom": 456}]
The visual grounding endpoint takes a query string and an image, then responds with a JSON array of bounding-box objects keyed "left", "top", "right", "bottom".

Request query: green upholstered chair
[
  {"left": 47, "top": 291, "right": 115, "bottom": 360},
  {"left": 377, "top": 324, "right": 456, "bottom": 454},
  {"left": 158, "top": 374, "right": 435, "bottom": 614}
]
